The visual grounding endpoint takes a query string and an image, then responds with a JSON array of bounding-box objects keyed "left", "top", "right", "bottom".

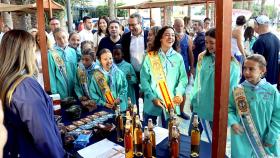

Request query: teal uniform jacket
[
  {"left": 48, "top": 45, "right": 78, "bottom": 99},
  {"left": 74, "top": 62, "right": 96, "bottom": 98},
  {"left": 191, "top": 51, "right": 240, "bottom": 121},
  {"left": 89, "top": 64, "right": 128, "bottom": 112},
  {"left": 69, "top": 45, "right": 81, "bottom": 62},
  {"left": 228, "top": 79, "right": 280, "bottom": 158},
  {"left": 116, "top": 60, "right": 137, "bottom": 104},
  {"left": 140, "top": 48, "right": 188, "bottom": 117}
]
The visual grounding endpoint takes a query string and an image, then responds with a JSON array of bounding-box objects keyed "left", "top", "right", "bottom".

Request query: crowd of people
[{"left": 0, "top": 12, "right": 279, "bottom": 158}]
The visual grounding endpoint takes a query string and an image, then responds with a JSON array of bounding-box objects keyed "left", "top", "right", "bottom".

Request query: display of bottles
[
  {"left": 133, "top": 116, "right": 143, "bottom": 157},
  {"left": 170, "top": 126, "right": 180, "bottom": 158},
  {"left": 115, "top": 105, "right": 124, "bottom": 142},
  {"left": 148, "top": 119, "right": 156, "bottom": 158},
  {"left": 143, "top": 126, "right": 153, "bottom": 158},
  {"left": 127, "top": 97, "right": 133, "bottom": 115},
  {"left": 190, "top": 115, "right": 200, "bottom": 158},
  {"left": 124, "top": 120, "right": 134, "bottom": 158}
]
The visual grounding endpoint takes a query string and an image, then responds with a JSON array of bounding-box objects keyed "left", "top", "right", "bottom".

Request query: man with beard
[
  {"left": 97, "top": 20, "right": 122, "bottom": 56},
  {"left": 79, "top": 16, "right": 94, "bottom": 43}
]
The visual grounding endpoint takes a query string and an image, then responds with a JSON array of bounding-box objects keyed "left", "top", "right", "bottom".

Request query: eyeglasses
[{"left": 128, "top": 23, "right": 139, "bottom": 27}]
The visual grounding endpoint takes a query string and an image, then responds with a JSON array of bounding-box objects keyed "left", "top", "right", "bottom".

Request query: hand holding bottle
[
  {"left": 173, "top": 95, "right": 183, "bottom": 105},
  {"left": 114, "top": 98, "right": 121, "bottom": 105},
  {"left": 152, "top": 98, "right": 164, "bottom": 109},
  {"left": 105, "top": 103, "right": 114, "bottom": 109},
  {"left": 231, "top": 124, "right": 244, "bottom": 135}
]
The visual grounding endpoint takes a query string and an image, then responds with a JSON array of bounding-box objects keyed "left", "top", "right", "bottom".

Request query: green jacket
[
  {"left": 191, "top": 51, "right": 240, "bottom": 121},
  {"left": 116, "top": 60, "right": 137, "bottom": 105},
  {"left": 48, "top": 45, "right": 77, "bottom": 99},
  {"left": 89, "top": 64, "right": 128, "bottom": 112},
  {"left": 74, "top": 62, "right": 96, "bottom": 98},
  {"left": 228, "top": 79, "right": 280, "bottom": 158},
  {"left": 140, "top": 48, "right": 188, "bottom": 117}
]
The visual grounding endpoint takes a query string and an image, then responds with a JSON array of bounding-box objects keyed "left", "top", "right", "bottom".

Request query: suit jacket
[{"left": 121, "top": 30, "right": 149, "bottom": 63}]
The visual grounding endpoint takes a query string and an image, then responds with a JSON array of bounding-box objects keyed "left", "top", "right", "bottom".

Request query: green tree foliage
[
  {"left": 96, "top": 5, "right": 109, "bottom": 17},
  {"left": 95, "top": 3, "right": 127, "bottom": 17},
  {"left": 116, "top": 3, "right": 128, "bottom": 17},
  {"left": 233, "top": 2, "right": 277, "bottom": 20}
]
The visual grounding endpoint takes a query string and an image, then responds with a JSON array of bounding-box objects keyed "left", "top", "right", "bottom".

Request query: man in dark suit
[{"left": 121, "top": 13, "right": 149, "bottom": 106}]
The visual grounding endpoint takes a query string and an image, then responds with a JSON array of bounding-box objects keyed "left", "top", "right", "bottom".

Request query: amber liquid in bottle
[
  {"left": 126, "top": 111, "right": 133, "bottom": 135},
  {"left": 115, "top": 105, "right": 124, "bottom": 142},
  {"left": 148, "top": 119, "right": 156, "bottom": 157},
  {"left": 133, "top": 116, "right": 143, "bottom": 157},
  {"left": 143, "top": 126, "right": 153, "bottom": 158},
  {"left": 124, "top": 120, "right": 134, "bottom": 158},
  {"left": 190, "top": 115, "right": 200, "bottom": 158},
  {"left": 170, "top": 126, "right": 180, "bottom": 158}
]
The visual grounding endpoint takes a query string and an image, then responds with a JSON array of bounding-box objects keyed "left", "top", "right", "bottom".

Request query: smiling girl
[
  {"left": 228, "top": 54, "right": 280, "bottom": 158},
  {"left": 89, "top": 48, "right": 128, "bottom": 112},
  {"left": 189, "top": 28, "right": 240, "bottom": 142},
  {"left": 140, "top": 26, "right": 187, "bottom": 127}
]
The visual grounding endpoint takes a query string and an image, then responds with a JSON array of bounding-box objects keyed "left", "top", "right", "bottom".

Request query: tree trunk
[
  {"left": 1, "top": 0, "right": 14, "bottom": 29},
  {"left": 261, "top": 0, "right": 266, "bottom": 14},
  {"left": 247, "top": 1, "right": 253, "bottom": 11},
  {"left": 187, "top": 5, "right": 191, "bottom": 17},
  {"left": 108, "top": 0, "right": 115, "bottom": 20},
  {"left": 30, "top": 0, "right": 37, "bottom": 28},
  {"left": 10, "top": 0, "right": 31, "bottom": 30}
]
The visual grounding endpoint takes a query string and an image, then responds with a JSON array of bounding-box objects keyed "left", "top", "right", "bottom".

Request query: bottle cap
[
  {"left": 193, "top": 115, "right": 199, "bottom": 125},
  {"left": 144, "top": 126, "right": 150, "bottom": 138},
  {"left": 148, "top": 118, "right": 153, "bottom": 129}
]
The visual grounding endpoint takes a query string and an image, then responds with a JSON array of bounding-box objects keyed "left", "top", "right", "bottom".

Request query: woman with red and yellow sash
[
  {"left": 89, "top": 48, "right": 128, "bottom": 112},
  {"left": 140, "top": 26, "right": 188, "bottom": 128}
]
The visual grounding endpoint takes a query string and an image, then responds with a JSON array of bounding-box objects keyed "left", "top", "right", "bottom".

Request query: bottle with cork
[
  {"left": 148, "top": 119, "right": 156, "bottom": 157},
  {"left": 190, "top": 115, "right": 200, "bottom": 158},
  {"left": 124, "top": 119, "right": 133, "bottom": 158}
]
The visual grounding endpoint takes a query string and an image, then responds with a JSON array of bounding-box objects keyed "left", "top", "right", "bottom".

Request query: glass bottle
[
  {"left": 126, "top": 111, "right": 133, "bottom": 135},
  {"left": 168, "top": 109, "right": 175, "bottom": 142},
  {"left": 132, "top": 104, "right": 138, "bottom": 130},
  {"left": 143, "top": 126, "right": 153, "bottom": 158},
  {"left": 127, "top": 97, "right": 133, "bottom": 115},
  {"left": 190, "top": 115, "right": 200, "bottom": 158},
  {"left": 170, "top": 126, "right": 180, "bottom": 158},
  {"left": 124, "top": 120, "right": 133, "bottom": 158},
  {"left": 115, "top": 105, "right": 124, "bottom": 142},
  {"left": 133, "top": 116, "right": 143, "bottom": 157},
  {"left": 148, "top": 119, "right": 156, "bottom": 157}
]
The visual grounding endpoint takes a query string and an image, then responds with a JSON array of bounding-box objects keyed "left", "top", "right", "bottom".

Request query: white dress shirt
[
  {"left": 79, "top": 29, "right": 94, "bottom": 43},
  {"left": 129, "top": 31, "right": 145, "bottom": 72}
]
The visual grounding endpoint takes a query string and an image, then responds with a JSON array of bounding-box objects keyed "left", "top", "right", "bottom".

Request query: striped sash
[
  {"left": 233, "top": 86, "right": 267, "bottom": 158},
  {"left": 148, "top": 51, "right": 174, "bottom": 113},
  {"left": 77, "top": 63, "right": 90, "bottom": 98},
  {"left": 93, "top": 69, "right": 115, "bottom": 105},
  {"left": 51, "top": 51, "right": 69, "bottom": 95}
]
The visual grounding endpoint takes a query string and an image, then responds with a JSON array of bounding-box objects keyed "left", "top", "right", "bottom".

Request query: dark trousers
[{"left": 143, "top": 112, "right": 168, "bottom": 129}]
